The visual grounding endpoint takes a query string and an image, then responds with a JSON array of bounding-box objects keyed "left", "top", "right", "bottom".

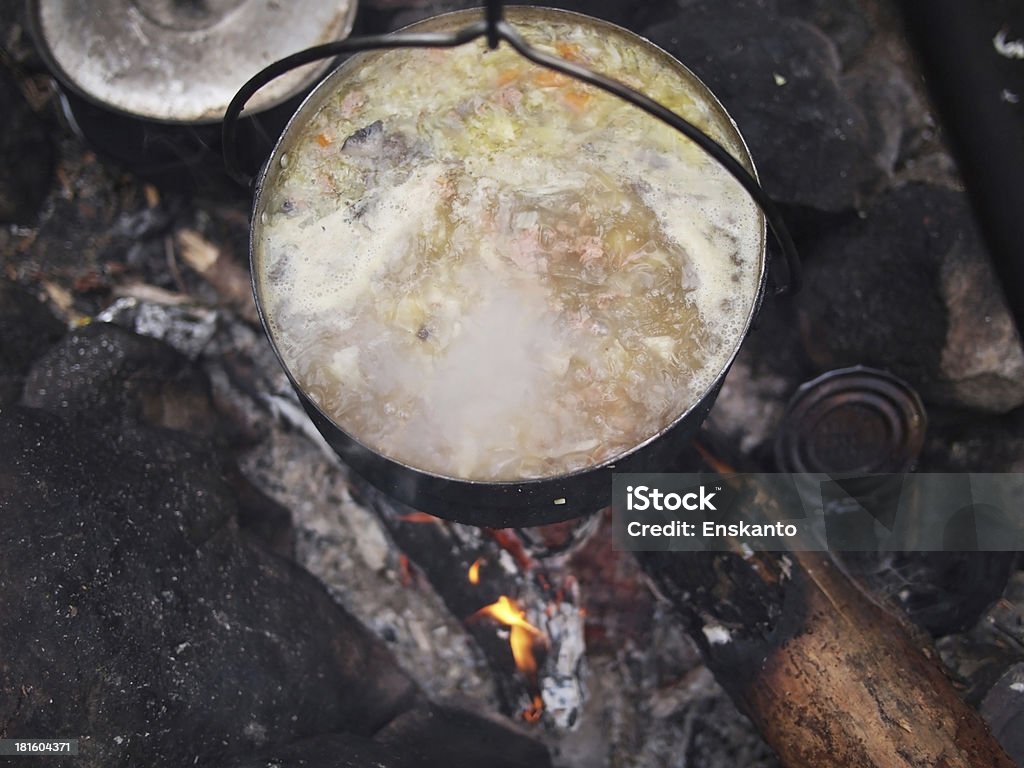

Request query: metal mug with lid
[{"left": 29, "top": 0, "right": 358, "bottom": 190}]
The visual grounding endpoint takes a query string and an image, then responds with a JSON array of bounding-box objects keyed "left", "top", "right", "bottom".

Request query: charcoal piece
[
  {"left": 839, "top": 551, "right": 1017, "bottom": 636},
  {"left": 219, "top": 733, "right": 403, "bottom": 768},
  {"left": 776, "top": 0, "right": 872, "bottom": 65},
  {"left": 0, "top": 279, "right": 65, "bottom": 405},
  {"left": 921, "top": 407, "right": 1024, "bottom": 472},
  {"left": 19, "top": 321, "right": 224, "bottom": 435},
  {"left": 0, "top": 1, "right": 43, "bottom": 68},
  {"left": 796, "top": 183, "right": 1024, "bottom": 412},
  {"left": 643, "top": 1, "right": 880, "bottom": 211},
  {"left": 0, "top": 66, "right": 54, "bottom": 224},
  {"left": 0, "top": 406, "right": 416, "bottom": 768},
  {"left": 373, "top": 702, "right": 553, "bottom": 768},
  {"left": 223, "top": 463, "right": 295, "bottom": 558},
  {"left": 796, "top": 184, "right": 946, "bottom": 388},
  {"left": 981, "top": 663, "right": 1024, "bottom": 767}
]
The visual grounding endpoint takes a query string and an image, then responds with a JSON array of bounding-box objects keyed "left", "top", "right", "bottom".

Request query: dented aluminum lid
[
  {"left": 775, "top": 366, "right": 927, "bottom": 474},
  {"left": 32, "top": 0, "right": 357, "bottom": 123}
]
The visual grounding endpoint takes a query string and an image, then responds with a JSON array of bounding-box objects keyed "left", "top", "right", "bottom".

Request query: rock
[
  {"left": 0, "top": 406, "right": 417, "bottom": 768},
  {"left": 643, "top": 1, "right": 882, "bottom": 211},
  {"left": 776, "top": 0, "right": 871, "bottom": 65},
  {"left": 939, "top": 240, "right": 1024, "bottom": 412},
  {"left": 0, "top": 65, "right": 54, "bottom": 224},
  {"left": 20, "top": 321, "right": 225, "bottom": 436},
  {"left": 841, "top": 58, "right": 925, "bottom": 182},
  {"left": 0, "top": 279, "right": 65, "bottom": 405},
  {"left": 797, "top": 183, "right": 1024, "bottom": 412}
]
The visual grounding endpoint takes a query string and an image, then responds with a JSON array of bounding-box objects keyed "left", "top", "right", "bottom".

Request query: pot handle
[{"left": 222, "top": 1, "right": 801, "bottom": 295}]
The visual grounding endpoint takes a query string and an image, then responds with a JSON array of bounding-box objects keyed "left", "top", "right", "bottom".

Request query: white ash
[
  {"left": 705, "top": 355, "right": 792, "bottom": 455},
  {"left": 780, "top": 555, "right": 794, "bottom": 582},
  {"left": 96, "top": 297, "right": 219, "bottom": 360},
  {"left": 539, "top": 600, "right": 588, "bottom": 731},
  {"left": 544, "top": 614, "right": 773, "bottom": 768},
  {"left": 701, "top": 624, "right": 733, "bottom": 646}
]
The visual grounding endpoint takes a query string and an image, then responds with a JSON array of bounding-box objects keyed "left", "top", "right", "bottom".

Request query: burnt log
[{"left": 638, "top": 545, "right": 1015, "bottom": 767}]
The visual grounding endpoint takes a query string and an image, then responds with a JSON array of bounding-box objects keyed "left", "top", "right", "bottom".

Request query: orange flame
[
  {"left": 475, "top": 596, "right": 540, "bottom": 638},
  {"left": 467, "top": 557, "right": 485, "bottom": 585},
  {"left": 474, "top": 596, "right": 546, "bottom": 722}
]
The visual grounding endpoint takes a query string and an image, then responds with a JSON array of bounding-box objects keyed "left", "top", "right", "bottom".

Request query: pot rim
[
  {"left": 27, "top": 0, "right": 358, "bottom": 126},
  {"left": 249, "top": 5, "right": 768, "bottom": 495}
]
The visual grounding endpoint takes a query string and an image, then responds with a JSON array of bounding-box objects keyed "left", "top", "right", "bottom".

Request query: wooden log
[{"left": 639, "top": 544, "right": 1015, "bottom": 768}]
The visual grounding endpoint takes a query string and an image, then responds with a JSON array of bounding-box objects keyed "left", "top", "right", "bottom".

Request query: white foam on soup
[{"left": 256, "top": 12, "right": 763, "bottom": 481}]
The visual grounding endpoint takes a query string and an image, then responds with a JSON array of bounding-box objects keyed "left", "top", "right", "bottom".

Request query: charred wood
[{"left": 639, "top": 542, "right": 1015, "bottom": 767}]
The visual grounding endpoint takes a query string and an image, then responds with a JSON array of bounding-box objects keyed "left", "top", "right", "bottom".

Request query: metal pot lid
[
  {"left": 33, "top": 0, "right": 357, "bottom": 123},
  {"left": 774, "top": 366, "right": 927, "bottom": 474}
]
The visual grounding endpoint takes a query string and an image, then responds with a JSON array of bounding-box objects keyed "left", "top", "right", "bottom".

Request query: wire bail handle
[{"left": 222, "top": 1, "right": 801, "bottom": 295}]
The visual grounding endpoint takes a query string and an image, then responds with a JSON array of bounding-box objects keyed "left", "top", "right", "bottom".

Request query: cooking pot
[
  {"left": 29, "top": 0, "right": 358, "bottom": 193},
  {"left": 228, "top": 4, "right": 800, "bottom": 528}
]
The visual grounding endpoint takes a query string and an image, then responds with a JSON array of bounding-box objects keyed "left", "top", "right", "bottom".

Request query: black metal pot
[
  {"left": 240, "top": 6, "right": 796, "bottom": 528},
  {"left": 28, "top": 0, "right": 357, "bottom": 194}
]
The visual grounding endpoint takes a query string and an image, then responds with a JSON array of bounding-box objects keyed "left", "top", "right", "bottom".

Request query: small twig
[{"left": 164, "top": 235, "right": 187, "bottom": 295}]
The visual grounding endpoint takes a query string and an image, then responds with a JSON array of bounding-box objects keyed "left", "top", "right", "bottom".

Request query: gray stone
[{"left": 939, "top": 241, "right": 1024, "bottom": 413}]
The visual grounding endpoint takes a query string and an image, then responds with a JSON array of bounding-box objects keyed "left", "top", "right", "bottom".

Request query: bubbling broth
[{"left": 255, "top": 9, "right": 763, "bottom": 481}]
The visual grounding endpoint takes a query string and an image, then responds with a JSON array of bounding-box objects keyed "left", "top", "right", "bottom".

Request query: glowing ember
[
  {"left": 468, "top": 557, "right": 485, "bottom": 585},
  {"left": 474, "top": 595, "right": 547, "bottom": 721},
  {"left": 523, "top": 694, "right": 544, "bottom": 723},
  {"left": 485, "top": 529, "right": 533, "bottom": 571},
  {"left": 398, "top": 511, "right": 440, "bottom": 523},
  {"left": 397, "top": 553, "right": 413, "bottom": 587}
]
